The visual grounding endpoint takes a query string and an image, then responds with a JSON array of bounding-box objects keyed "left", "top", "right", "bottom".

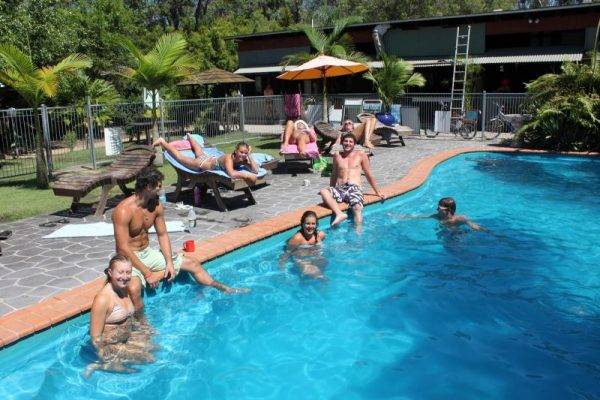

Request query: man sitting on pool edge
[
  {"left": 112, "top": 167, "right": 245, "bottom": 310},
  {"left": 319, "top": 132, "right": 385, "bottom": 227}
]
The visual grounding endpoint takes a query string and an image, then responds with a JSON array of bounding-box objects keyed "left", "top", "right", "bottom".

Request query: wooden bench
[{"left": 51, "top": 145, "right": 155, "bottom": 216}]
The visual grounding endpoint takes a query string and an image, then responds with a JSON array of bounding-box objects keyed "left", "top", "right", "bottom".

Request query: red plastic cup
[{"left": 183, "top": 240, "right": 195, "bottom": 252}]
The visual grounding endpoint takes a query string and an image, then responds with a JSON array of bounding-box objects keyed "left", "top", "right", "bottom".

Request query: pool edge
[{"left": 1, "top": 146, "right": 598, "bottom": 348}]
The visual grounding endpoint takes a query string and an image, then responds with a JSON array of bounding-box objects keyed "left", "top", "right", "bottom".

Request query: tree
[
  {"left": 0, "top": 45, "right": 91, "bottom": 187},
  {"left": 364, "top": 53, "right": 425, "bottom": 112},
  {"left": 282, "top": 16, "right": 368, "bottom": 120},
  {"left": 517, "top": 62, "right": 600, "bottom": 151},
  {"left": 113, "top": 32, "right": 197, "bottom": 148}
]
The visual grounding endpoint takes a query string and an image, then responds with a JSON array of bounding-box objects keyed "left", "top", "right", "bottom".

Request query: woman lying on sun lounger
[
  {"left": 153, "top": 135, "right": 260, "bottom": 185},
  {"left": 86, "top": 255, "right": 156, "bottom": 377},
  {"left": 280, "top": 119, "right": 317, "bottom": 158},
  {"left": 338, "top": 115, "right": 377, "bottom": 149}
]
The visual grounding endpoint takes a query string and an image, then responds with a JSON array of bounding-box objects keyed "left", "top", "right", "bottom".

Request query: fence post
[
  {"left": 40, "top": 104, "right": 53, "bottom": 177},
  {"left": 86, "top": 96, "right": 97, "bottom": 169},
  {"left": 159, "top": 99, "right": 165, "bottom": 138},
  {"left": 239, "top": 94, "right": 246, "bottom": 135},
  {"left": 481, "top": 91, "right": 487, "bottom": 141}
]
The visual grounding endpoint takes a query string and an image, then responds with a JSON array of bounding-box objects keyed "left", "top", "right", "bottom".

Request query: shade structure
[
  {"left": 178, "top": 68, "right": 254, "bottom": 85},
  {"left": 276, "top": 55, "right": 368, "bottom": 81},
  {"left": 277, "top": 55, "right": 369, "bottom": 122}
]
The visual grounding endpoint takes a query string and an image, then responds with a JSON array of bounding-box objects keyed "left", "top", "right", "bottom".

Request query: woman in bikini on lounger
[
  {"left": 86, "top": 255, "right": 156, "bottom": 376},
  {"left": 153, "top": 135, "right": 260, "bottom": 185},
  {"left": 280, "top": 119, "right": 316, "bottom": 158}
]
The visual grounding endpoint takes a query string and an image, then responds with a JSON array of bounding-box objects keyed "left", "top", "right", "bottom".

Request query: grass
[{"left": 0, "top": 135, "right": 281, "bottom": 222}]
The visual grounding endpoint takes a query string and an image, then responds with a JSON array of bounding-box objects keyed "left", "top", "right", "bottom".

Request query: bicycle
[
  {"left": 484, "top": 103, "right": 532, "bottom": 140},
  {"left": 424, "top": 101, "right": 477, "bottom": 140}
]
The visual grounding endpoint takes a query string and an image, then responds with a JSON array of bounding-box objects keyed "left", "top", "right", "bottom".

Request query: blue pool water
[{"left": 1, "top": 152, "right": 599, "bottom": 399}]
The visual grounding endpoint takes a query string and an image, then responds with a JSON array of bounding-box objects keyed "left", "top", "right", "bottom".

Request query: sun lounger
[
  {"left": 164, "top": 148, "right": 275, "bottom": 211},
  {"left": 358, "top": 113, "right": 410, "bottom": 146},
  {"left": 51, "top": 145, "right": 155, "bottom": 216},
  {"left": 313, "top": 122, "right": 377, "bottom": 155}
]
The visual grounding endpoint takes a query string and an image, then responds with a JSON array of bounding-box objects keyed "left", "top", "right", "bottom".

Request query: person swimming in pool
[
  {"left": 153, "top": 136, "right": 260, "bottom": 186},
  {"left": 280, "top": 210, "right": 327, "bottom": 279},
  {"left": 86, "top": 255, "right": 156, "bottom": 376},
  {"left": 434, "top": 197, "right": 485, "bottom": 231}
]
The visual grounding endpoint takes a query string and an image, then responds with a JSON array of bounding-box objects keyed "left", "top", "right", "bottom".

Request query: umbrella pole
[{"left": 322, "top": 70, "right": 328, "bottom": 123}]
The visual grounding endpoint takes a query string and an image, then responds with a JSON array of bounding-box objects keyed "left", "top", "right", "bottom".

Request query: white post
[
  {"left": 86, "top": 96, "right": 97, "bottom": 169},
  {"left": 481, "top": 91, "right": 487, "bottom": 141}
]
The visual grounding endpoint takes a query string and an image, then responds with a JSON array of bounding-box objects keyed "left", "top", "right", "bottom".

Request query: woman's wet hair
[
  {"left": 300, "top": 210, "right": 319, "bottom": 241},
  {"left": 104, "top": 254, "right": 131, "bottom": 282},
  {"left": 438, "top": 197, "right": 456, "bottom": 214}
]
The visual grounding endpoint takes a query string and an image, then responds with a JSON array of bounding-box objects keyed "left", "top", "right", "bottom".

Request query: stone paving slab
[{"left": 0, "top": 137, "right": 496, "bottom": 316}]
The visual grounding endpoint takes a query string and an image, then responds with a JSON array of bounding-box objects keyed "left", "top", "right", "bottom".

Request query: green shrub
[
  {"left": 517, "top": 63, "right": 600, "bottom": 152},
  {"left": 63, "top": 131, "right": 77, "bottom": 151}
]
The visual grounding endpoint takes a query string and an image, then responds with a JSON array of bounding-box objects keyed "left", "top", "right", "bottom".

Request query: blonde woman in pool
[{"left": 85, "top": 255, "right": 156, "bottom": 376}]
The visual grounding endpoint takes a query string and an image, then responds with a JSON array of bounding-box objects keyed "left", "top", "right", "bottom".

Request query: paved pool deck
[{"left": 0, "top": 136, "right": 506, "bottom": 346}]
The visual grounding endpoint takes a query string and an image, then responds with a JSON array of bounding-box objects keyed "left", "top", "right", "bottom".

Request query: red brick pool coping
[{"left": 1, "top": 146, "right": 598, "bottom": 348}]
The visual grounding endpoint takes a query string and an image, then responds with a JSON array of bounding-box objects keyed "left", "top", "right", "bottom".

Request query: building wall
[
  {"left": 238, "top": 46, "right": 310, "bottom": 68},
  {"left": 585, "top": 27, "right": 598, "bottom": 51},
  {"left": 383, "top": 23, "right": 486, "bottom": 58}
]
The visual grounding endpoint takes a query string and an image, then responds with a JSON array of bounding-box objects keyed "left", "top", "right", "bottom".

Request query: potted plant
[{"left": 364, "top": 53, "right": 425, "bottom": 125}]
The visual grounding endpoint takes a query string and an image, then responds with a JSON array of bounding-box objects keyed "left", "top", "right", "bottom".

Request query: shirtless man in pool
[
  {"left": 112, "top": 167, "right": 244, "bottom": 310},
  {"left": 319, "top": 133, "right": 385, "bottom": 226}
]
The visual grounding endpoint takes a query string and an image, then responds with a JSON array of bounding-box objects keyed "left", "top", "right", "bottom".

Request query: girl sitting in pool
[
  {"left": 280, "top": 210, "right": 327, "bottom": 279},
  {"left": 86, "top": 255, "right": 156, "bottom": 376},
  {"left": 153, "top": 136, "right": 260, "bottom": 186}
]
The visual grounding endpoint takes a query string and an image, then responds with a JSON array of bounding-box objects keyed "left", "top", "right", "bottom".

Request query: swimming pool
[{"left": 0, "top": 152, "right": 598, "bottom": 399}]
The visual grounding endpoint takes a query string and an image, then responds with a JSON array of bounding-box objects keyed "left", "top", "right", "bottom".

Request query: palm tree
[
  {"left": 282, "top": 16, "right": 369, "bottom": 120},
  {"left": 364, "top": 53, "right": 426, "bottom": 113},
  {"left": 113, "top": 32, "right": 196, "bottom": 148},
  {"left": 0, "top": 45, "right": 91, "bottom": 188},
  {"left": 282, "top": 16, "right": 367, "bottom": 66}
]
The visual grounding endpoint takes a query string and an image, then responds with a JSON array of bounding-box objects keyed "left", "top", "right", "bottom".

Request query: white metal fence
[{"left": 0, "top": 92, "right": 529, "bottom": 181}]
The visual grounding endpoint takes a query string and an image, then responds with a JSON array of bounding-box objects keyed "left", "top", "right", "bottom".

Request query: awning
[
  {"left": 235, "top": 53, "right": 583, "bottom": 74},
  {"left": 470, "top": 53, "right": 582, "bottom": 64}
]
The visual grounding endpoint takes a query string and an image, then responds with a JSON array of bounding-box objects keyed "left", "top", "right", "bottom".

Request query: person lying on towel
[
  {"left": 280, "top": 119, "right": 317, "bottom": 158},
  {"left": 153, "top": 135, "right": 259, "bottom": 186}
]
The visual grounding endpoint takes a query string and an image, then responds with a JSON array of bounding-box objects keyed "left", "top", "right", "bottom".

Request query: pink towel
[
  {"left": 169, "top": 139, "right": 192, "bottom": 150},
  {"left": 284, "top": 93, "right": 301, "bottom": 120},
  {"left": 281, "top": 142, "right": 319, "bottom": 158}
]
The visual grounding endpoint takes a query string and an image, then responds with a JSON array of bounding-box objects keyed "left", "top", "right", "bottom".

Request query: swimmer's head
[
  {"left": 437, "top": 197, "right": 456, "bottom": 217},
  {"left": 105, "top": 254, "right": 132, "bottom": 288},
  {"left": 300, "top": 210, "right": 318, "bottom": 237}
]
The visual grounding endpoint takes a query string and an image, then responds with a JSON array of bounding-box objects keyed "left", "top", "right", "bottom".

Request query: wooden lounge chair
[
  {"left": 164, "top": 148, "right": 276, "bottom": 212},
  {"left": 313, "top": 122, "right": 379, "bottom": 155},
  {"left": 51, "top": 145, "right": 155, "bottom": 216}
]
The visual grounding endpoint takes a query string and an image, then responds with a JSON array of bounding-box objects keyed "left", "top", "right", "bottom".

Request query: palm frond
[
  {"left": 298, "top": 24, "right": 327, "bottom": 53},
  {"left": 327, "top": 16, "right": 362, "bottom": 47},
  {"left": 281, "top": 52, "right": 314, "bottom": 67},
  {"left": 0, "top": 44, "right": 36, "bottom": 77},
  {"left": 52, "top": 54, "right": 92, "bottom": 75}
]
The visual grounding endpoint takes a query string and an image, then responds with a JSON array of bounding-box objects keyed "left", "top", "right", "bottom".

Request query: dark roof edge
[{"left": 228, "top": 3, "right": 600, "bottom": 40}]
